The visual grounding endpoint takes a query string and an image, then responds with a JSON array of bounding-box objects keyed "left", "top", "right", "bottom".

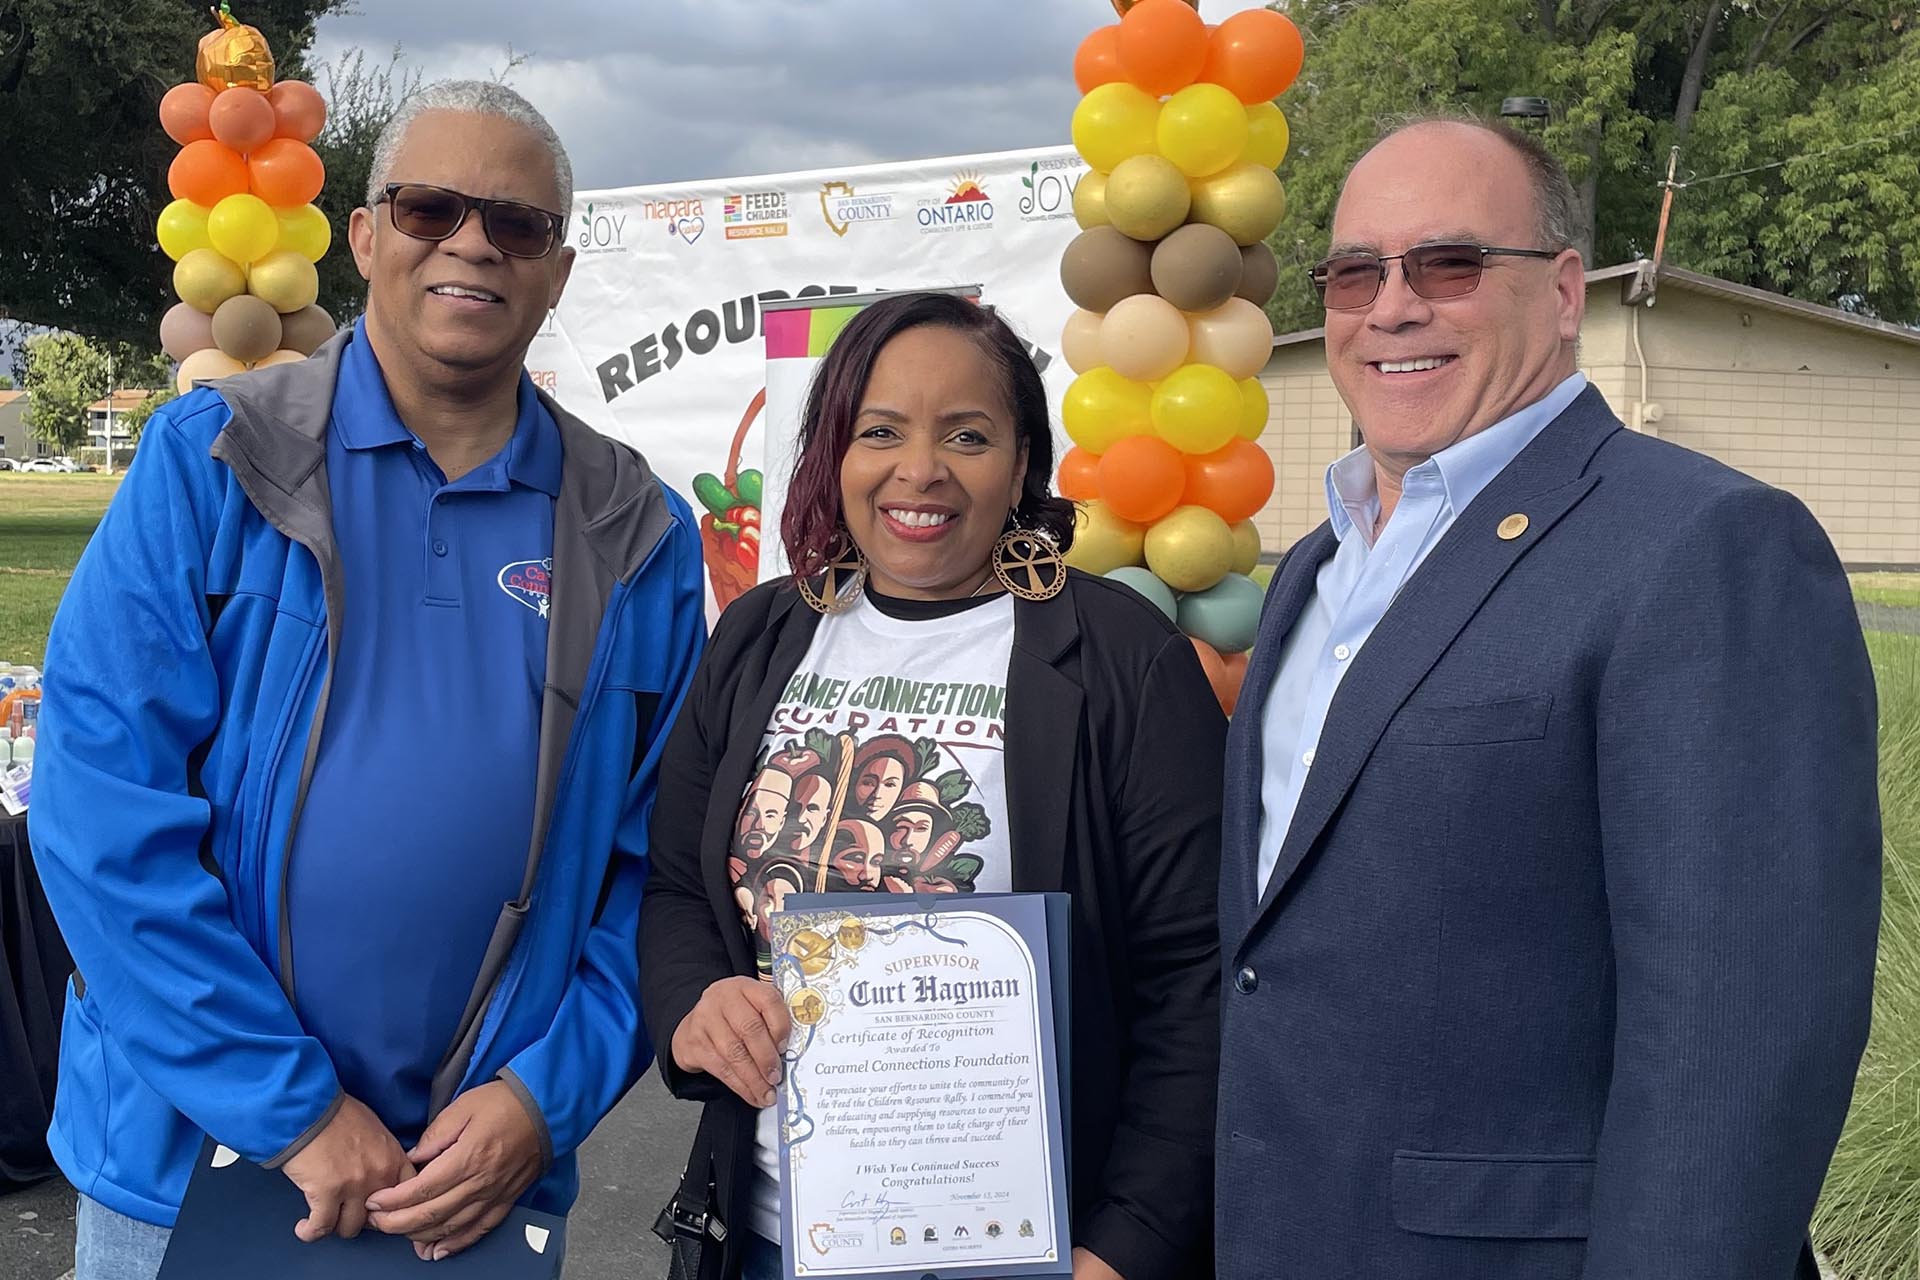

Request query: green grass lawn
[{"left": 0, "top": 473, "right": 120, "bottom": 667}]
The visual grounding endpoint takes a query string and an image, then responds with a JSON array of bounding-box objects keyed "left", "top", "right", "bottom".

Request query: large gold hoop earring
[
  {"left": 795, "top": 532, "right": 868, "bottom": 614},
  {"left": 991, "top": 526, "right": 1066, "bottom": 602}
]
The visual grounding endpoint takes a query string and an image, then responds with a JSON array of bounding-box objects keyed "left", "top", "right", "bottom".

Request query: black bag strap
[{"left": 653, "top": 1102, "right": 731, "bottom": 1254}]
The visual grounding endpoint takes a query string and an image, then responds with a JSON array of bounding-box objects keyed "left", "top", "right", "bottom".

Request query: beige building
[{"left": 1254, "top": 262, "right": 1920, "bottom": 568}]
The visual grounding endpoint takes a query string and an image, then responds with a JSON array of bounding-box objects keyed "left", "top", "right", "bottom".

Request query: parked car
[
  {"left": 0, "top": 458, "right": 17, "bottom": 471},
  {"left": 20, "top": 458, "right": 70, "bottom": 473}
]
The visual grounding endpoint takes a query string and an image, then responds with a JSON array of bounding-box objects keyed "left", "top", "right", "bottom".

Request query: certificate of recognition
[{"left": 767, "top": 893, "right": 1071, "bottom": 1280}]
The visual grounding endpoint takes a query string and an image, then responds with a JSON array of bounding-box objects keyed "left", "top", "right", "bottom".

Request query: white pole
[{"left": 104, "top": 350, "right": 114, "bottom": 476}]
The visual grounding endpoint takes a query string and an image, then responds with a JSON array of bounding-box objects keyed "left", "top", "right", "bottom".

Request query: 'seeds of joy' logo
[
  {"left": 1019, "top": 158, "right": 1085, "bottom": 222},
  {"left": 819, "top": 181, "right": 897, "bottom": 237},
  {"left": 917, "top": 171, "right": 995, "bottom": 233},
  {"left": 576, "top": 201, "right": 628, "bottom": 254}
]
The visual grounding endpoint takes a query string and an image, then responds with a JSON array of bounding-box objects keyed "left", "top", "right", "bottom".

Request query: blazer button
[{"left": 1234, "top": 965, "right": 1258, "bottom": 994}]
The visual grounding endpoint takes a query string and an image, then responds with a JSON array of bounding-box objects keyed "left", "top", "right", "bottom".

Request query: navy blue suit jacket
[{"left": 1216, "top": 388, "right": 1880, "bottom": 1280}]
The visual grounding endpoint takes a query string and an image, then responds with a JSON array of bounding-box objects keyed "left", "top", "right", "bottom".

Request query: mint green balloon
[
  {"left": 1176, "top": 573, "right": 1264, "bottom": 653},
  {"left": 1105, "top": 566, "right": 1177, "bottom": 621}
]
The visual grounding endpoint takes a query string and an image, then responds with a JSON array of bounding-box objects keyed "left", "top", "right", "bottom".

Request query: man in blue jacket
[
  {"left": 1217, "top": 118, "right": 1879, "bottom": 1279},
  {"left": 30, "top": 81, "right": 704, "bottom": 1278}
]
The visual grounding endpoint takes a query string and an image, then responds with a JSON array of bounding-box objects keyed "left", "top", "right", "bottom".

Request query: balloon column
[
  {"left": 156, "top": 4, "right": 338, "bottom": 394},
  {"left": 1058, "top": 0, "right": 1303, "bottom": 714}
]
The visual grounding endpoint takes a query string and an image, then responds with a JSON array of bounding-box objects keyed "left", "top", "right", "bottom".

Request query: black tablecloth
[{"left": 1, "top": 811, "right": 70, "bottom": 1187}]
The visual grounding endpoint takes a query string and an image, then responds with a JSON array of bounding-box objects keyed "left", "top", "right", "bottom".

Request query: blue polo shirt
[{"left": 286, "top": 322, "right": 560, "bottom": 1142}]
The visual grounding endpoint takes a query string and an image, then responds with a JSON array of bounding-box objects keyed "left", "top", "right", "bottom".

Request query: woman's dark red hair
[{"left": 780, "top": 291, "right": 1075, "bottom": 578}]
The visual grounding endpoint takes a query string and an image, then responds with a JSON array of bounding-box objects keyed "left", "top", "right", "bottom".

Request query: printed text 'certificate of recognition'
[{"left": 769, "top": 894, "right": 1071, "bottom": 1280}]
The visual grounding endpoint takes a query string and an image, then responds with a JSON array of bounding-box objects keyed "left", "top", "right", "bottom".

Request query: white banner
[{"left": 528, "top": 146, "right": 1087, "bottom": 612}]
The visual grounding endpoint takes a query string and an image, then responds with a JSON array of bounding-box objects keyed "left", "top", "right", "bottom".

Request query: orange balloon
[
  {"left": 1059, "top": 447, "right": 1102, "bottom": 502},
  {"left": 1099, "top": 435, "right": 1186, "bottom": 524},
  {"left": 1190, "top": 637, "right": 1249, "bottom": 714},
  {"left": 268, "top": 80, "right": 327, "bottom": 143},
  {"left": 210, "top": 87, "right": 276, "bottom": 152},
  {"left": 1074, "top": 26, "right": 1124, "bottom": 96},
  {"left": 159, "top": 83, "right": 216, "bottom": 146},
  {"left": 1201, "top": 10, "right": 1306, "bottom": 104},
  {"left": 1182, "top": 438, "right": 1275, "bottom": 525},
  {"left": 1117, "top": 0, "right": 1209, "bottom": 97},
  {"left": 248, "top": 138, "right": 326, "bottom": 207},
  {"left": 169, "top": 139, "right": 250, "bottom": 207}
]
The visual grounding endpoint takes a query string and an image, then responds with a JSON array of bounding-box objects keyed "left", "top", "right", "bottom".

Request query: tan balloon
[
  {"left": 1144, "top": 504, "right": 1235, "bottom": 592},
  {"left": 1187, "top": 298, "right": 1273, "bottom": 381},
  {"left": 1188, "top": 162, "right": 1288, "bottom": 247},
  {"left": 278, "top": 304, "right": 338, "bottom": 356},
  {"left": 251, "top": 350, "right": 305, "bottom": 370},
  {"left": 1230, "top": 519, "right": 1263, "bottom": 576},
  {"left": 1103, "top": 154, "right": 1191, "bottom": 242},
  {"left": 1150, "top": 223, "right": 1243, "bottom": 313},
  {"left": 1063, "top": 501, "right": 1147, "bottom": 576},
  {"left": 210, "top": 294, "right": 283, "bottom": 364},
  {"left": 175, "top": 347, "right": 246, "bottom": 394},
  {"left": 1073, "top": 170, "right": 1110, "bottom": 231},
  {"left": 173, "top": 248, "right": 246, "bottom": 314},
  {"left": 1099, "top": 294, "right": 1190, "bottom": 382},
  {"left": 159, "top": 302, "right": 216, "bottom": 362},
  {"left": 247, "top": 250, "right": 319, "bottom": 313},
  {"left": 1237, "top": 242, "right": 1280, "bottom": 306},
  {"left": 1061, "top": 309, "right": 1106, "bottom": 376},
  {"left": 1060, "top": 227, "right": 1155, "bottom": 313}
]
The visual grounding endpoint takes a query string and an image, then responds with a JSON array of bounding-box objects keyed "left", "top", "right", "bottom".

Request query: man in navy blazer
[{"left": 1216, "top": 117, "right": 1880, "bottom": 1280}]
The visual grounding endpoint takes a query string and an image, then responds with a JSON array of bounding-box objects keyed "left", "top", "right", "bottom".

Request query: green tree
[
  {"left": 21, "top": 333, "right": 169, "bottom": 452},
  {"left": 0, "top": 0, "right": 341, "bottom": 345},
  {"left": 122, "top": 385, "right": 178, "bottom": 443},
  {"left": 1264, "top": 0, "right": 1920, "bottom": 333},
  {"left": 311, "top": 47, "right": 425, "bottom": 327},
  {"left": 0, "top": 375, "right": 12, "bottom": 390}
]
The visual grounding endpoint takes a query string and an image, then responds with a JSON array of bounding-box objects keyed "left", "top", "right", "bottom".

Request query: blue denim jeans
[
  {"left": 740, "top": 1230, "right": 784, "bottom": 1280},
  {"left": 74, "top": 1193, "right": 172, "bottom": 1280}
]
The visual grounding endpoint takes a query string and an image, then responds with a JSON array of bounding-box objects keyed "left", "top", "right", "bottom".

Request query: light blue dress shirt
[{"left": 1254, "top": 372, "right": 1588, "bottom": 898}]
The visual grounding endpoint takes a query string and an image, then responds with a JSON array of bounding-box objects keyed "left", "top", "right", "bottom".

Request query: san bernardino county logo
[
  {"left": 1019, "top": 157, "right": 1086, "bottom": 222},
  {"left": 576, "top": 200, "right": 629, "bottom": 255},
  {"left": 820, "top": 181, "right": 897, "bottom": 236},
  {"left": 724, "top": 190, "right": 789, "bottom": 239},
  {"left": 917, "top": 171, "right": 994, "bottom": 233},
  {"left": 807, "top": 1223, "right": 865, "bottom": 1256}
]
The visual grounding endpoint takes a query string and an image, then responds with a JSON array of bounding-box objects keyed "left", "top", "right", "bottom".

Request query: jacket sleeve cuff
[
  {"left": 497, "top": 1067, "right": 556, "bottom": 1170},
  {"left": 261, "top": 1089, "right": 345, "bottom": 1170},
  {"left": 1077, "top": 1200, "right": 1182, "bottom": 1280}
]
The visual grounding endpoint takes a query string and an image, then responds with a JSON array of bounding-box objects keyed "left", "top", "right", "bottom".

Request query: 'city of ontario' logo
[
  {"left": 917, "top": 171, "right": 994, "bottom": 233},
  {"left": 820, "top": 181, "right": 897, "bottom": 237}
]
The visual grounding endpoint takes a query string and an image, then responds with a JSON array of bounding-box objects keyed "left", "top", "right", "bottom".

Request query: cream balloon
[
  {"left": 1061, "top": 309, "right": 1106, "bottom": 375},
  {"left": 175, "top": 347, "right": 246, "bottom": 394},
  {"left": 250, "top": 350, "right": 305, "bottom": 370},
  {"left": 1099, "top": 294, "right": 1190, "bottom": 382},
  {"left": 1186, "top": 298, "right": 1273, "bottom": 380}
]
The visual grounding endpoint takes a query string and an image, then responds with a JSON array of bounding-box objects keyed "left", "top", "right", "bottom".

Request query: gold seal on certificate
[{"left": 768, "top": 894, "right": 1071, "bottom": 1280}]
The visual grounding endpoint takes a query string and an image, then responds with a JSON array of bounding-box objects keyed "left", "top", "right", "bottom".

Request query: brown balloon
[
  {"left": 1060, "top": 227, "right": 1156, "bottom": 314},
  {"left": 211, "top": 295, "right": 284, "bottom": 364},
  {"left": 1151, "top": 223, "right": 1243, "bottom": 313},
  {"left": 277, "top": 304, "right": 338, "bottom": 356},
  {"left": 1237, "top": 242, "right": 1281, "bottom": 306},
  {"left": 160, "top": 302, "right": 217, "bottom": 363}
]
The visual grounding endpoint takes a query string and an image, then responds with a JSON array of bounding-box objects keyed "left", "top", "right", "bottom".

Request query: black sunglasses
[
  {"left": 375, "top": 182, "right": 566, "bottom": 259},
  {"left": 1310, "top": 242, "right": 1562, "bottom": 310}
]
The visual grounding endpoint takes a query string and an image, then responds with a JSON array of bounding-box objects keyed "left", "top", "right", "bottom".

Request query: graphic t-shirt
[{"left": 734, "top": 588, "right": 1016, "bottom": 1242}]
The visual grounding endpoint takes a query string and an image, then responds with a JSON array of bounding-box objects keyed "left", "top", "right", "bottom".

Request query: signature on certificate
[{"left": 841, "top": 1188, "right": 902, "bottom": 1215}]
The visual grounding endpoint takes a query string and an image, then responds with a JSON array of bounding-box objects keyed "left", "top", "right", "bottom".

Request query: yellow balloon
[
  {"left": 157, "top": 199, "right": 212, "bottom": 262},
  {"left": 207, "top": 194, "right": 280, "bottom": 265},
  {"left": 1230, "top": 519, "right": 1263, "bottom": 576},
  {"left": 1072, "top": 83, "right": 1161, "bottom": 173},
  {"left": 1073, "top": 170, "right": 1110, "bottom": 231},
  {"left": 1145, "top": 505, "right": 1235, "bottom": 593},
  {"left": 1151, "top": 364, "right": 1241, "bottom": 455},
  {"left": 276, "top": 204, "right": 332, "bottom": 263},
  {"left": 1063, "top": 501, "right": 1147, "bottom": 576},
  {"left": 173, "top": 247, "right": 247, "bottom": 313},
  {"left": 1063, "top": 367, "right": 1154, "bottom": 454},
  {"left": 175, "top": 346, "right": 247, "bottom": 394},
  {"left": 1157, "top": 83, "right": 1250, "bottom": 179},
  {"left": 1061, "top": 309, "right": 1105, "bottom": 376},
  {"left": 1238, "top": 376, "right": 1269, "bottom": 441},
  {"left": 1245, "top": 103, "right": 1291, "bottom": 171},
  {"left": 247, "top": 249, "right": 320, "bottom": 313}
]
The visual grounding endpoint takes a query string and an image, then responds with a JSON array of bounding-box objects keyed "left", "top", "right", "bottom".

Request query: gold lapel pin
[{"left": 1498, "top": 513, "right": 1530, "bottom": 541}]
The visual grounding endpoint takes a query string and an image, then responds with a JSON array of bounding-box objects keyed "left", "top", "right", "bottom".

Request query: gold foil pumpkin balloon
[{"left": 197, "top": 6, "right": 275, "bottom": 93}]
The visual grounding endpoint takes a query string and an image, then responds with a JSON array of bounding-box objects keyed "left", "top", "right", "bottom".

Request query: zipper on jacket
[{"left": 246, "top": 628, "right": 326, "bottom": 991}]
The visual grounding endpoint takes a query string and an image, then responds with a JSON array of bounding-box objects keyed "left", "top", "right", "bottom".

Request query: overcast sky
[{"left": 309, "top": 1, "right": 1281, "bottom": 191}]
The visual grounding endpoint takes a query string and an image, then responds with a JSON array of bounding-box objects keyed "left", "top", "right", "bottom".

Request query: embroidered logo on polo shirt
[{"left": 497, "top": 558, "right": 552, "bottom": 619}]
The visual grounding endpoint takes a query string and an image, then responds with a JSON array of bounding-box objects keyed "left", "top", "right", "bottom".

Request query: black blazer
[
  {"left": 1216, "top": 388, "right": 1880, "bottom": 1280},
  {"left": 640, "top": 570, "right": 1225, "bottom": 1280}
]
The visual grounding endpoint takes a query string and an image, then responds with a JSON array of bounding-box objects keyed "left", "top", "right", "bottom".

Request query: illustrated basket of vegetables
[{"left": 694, "top": 388, "right": 766, "bottom": 609}]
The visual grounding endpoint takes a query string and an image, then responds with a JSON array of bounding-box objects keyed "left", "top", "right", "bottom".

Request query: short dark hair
[
  {"left": 780, "top": 291, "right": 1074, "bottom": 578},
  {"left": 1370, "top": 112, "right": 1579, "bottom": 252}
]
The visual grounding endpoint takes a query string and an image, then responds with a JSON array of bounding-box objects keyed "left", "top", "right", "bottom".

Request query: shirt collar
[
  {"left": 1324, "top": 372, "right": 1588, "bottom": 545},
  {"left": 331, "top": 318, "right": 563, "bottom": 497}
]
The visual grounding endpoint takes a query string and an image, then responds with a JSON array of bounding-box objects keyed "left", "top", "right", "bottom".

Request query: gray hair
[
  {"left": 365, "top": 80, "right": 573, "bottom": 213},
  {"left": 1371, "top": 112, "right": 1578, "bottom": 252}
]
